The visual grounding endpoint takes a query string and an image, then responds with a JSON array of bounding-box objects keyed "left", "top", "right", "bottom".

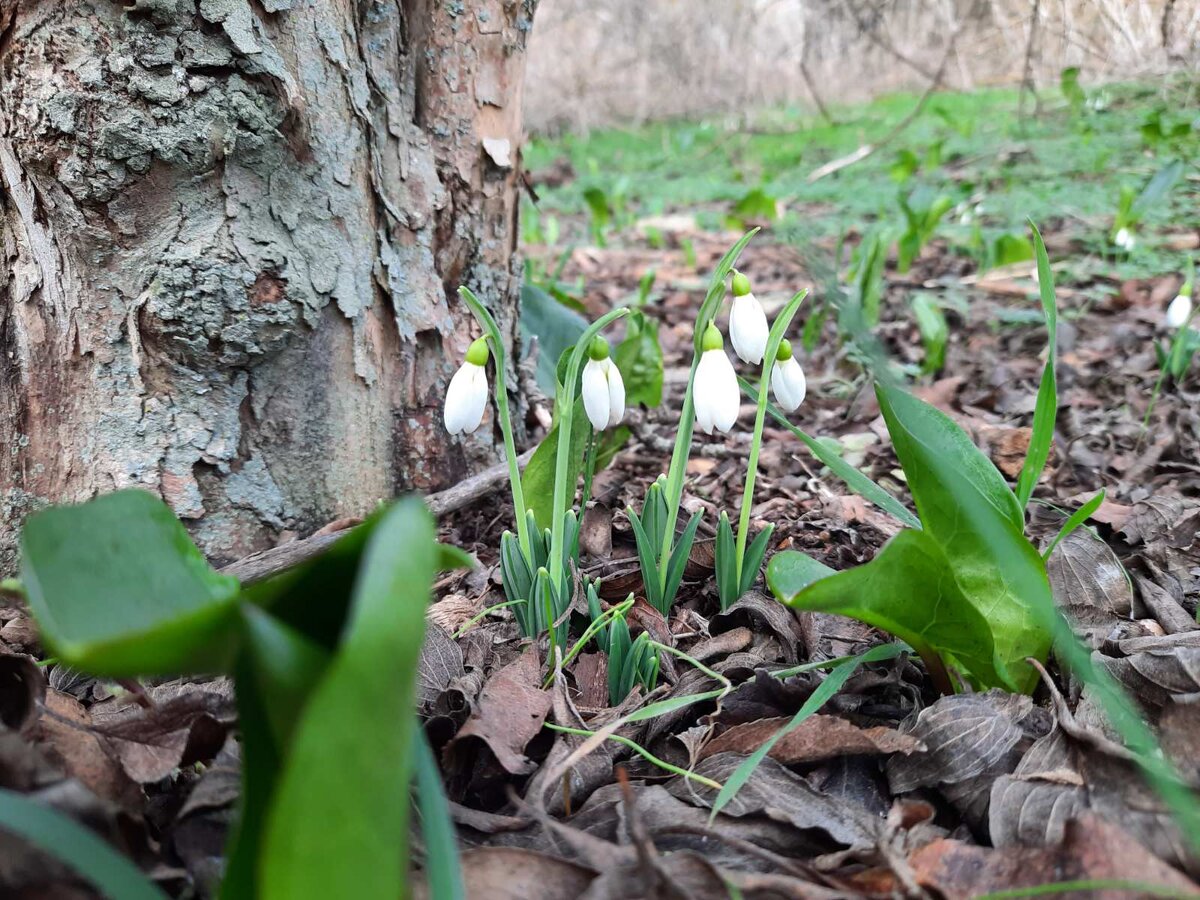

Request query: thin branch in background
[
  {"left": 1019, "top": 0, "right": 1043, "bottom": 120},
  {"left": 807, "top": 20, "right": 962, "bottom": 183},
  {"left": 842, "top": 0, "right": 939, "bottom": 82}
]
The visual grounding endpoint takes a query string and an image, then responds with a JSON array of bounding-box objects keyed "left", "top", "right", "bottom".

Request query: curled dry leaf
[
  {"left": 715, "top": 590, "right": 804, "bottom": 664},
  {"left": 416, "top": 624, "right": 464, "bottom": 715},
  {"left": 33, "top": 689, "right": 140, "bottom": 809},
  {"left": 87, "top": 679, "right": 235, "bottom": 784},
  {"left": 1098, "top": 645, "right": 1200, "bottom": 708},
  {"left": 887, "top": 691, "right": 1047, "bottom": 828},
  {"left": 669, "top": 752, "right": 877, "bottom": 849},
  {"left": 907, "top": 814, "right": 1198, "bottom": 900},
  {"left": 446, "top": 646, "right": 552, "bottom": 776},
  {"left": 699, "top": 714, "right": 922, "bottom": 766},
  {"left": 0, "top": 653, "right": 44, "bottom": 732},
  {"left": 1045, "top": 529, "right": 1132, "bottom": 648}
]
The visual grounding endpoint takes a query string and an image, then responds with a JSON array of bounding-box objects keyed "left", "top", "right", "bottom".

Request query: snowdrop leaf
[
  {"left": 1015, "top": 222, "right": 1058, "bottom": 510},
  {"left": 521, "top": 400, "right": 590, "bottom": 530},
  {"left": 520, "top": 283, "right": 588, "bottom": 395}
]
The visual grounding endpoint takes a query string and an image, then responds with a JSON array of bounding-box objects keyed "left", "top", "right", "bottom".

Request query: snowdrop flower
[
  {"left": 443, "top": 337, "right": 489, "bottom": 435},
  {"left": 1166, "top": 292, "right": 1193, "bottom": 329},
  {"left": 694, "top": 323, "right": 740, "bottom": 435},
  {"left": 1114, "top": 227, "right": 1135, "bottom": 251},
  {"left": 581, "top": 337, "right": 625, "bottom": 430},
  {"left": 728, "top": 271, "right": 769, "bottom": 365},
  {"left": 770, "top": 340, "right": 807, "bottom": 412}
]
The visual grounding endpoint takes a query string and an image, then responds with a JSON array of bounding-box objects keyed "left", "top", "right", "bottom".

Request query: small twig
[{"left": 220, "top": 447, "right": 535, "bottom": 584}]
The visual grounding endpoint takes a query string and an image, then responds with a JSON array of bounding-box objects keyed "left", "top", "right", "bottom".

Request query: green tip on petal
[
  {"left": 701, "top": 321, "right": 724, "bottom": 352},
  {"left": 775, "top": 338, "right": 794, "bottom": 362},
  {"left": 731, "top": 271, "right": 751, "bottom": 297},
  {"left": 465, "top": 336, "right": 490, "bottom": 366},
  {"left": 588, "top": 335, "right": 611, "bottom": 361}
]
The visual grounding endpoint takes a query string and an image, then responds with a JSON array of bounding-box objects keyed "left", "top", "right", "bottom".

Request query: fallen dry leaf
[
  {"left": 699, "top": 714, "right": 922, "bottom": 765},
  {"left": 446, "top": 647, "right": 552, "bottom": 776},
  {"left": 907, "top": 814, "right": 1197, "bottom": 899}
]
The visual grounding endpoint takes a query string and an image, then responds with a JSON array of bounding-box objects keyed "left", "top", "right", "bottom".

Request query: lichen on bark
[{"left": 0, "top": 0, "right": 535, "bottom": 569}]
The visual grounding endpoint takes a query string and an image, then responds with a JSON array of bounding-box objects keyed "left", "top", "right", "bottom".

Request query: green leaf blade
[
  {"left": 20, "top": 489, "right": 242, "bottom": 677},
  {"left": 259, "top": 497, "right": 436, "bottom": 900}
]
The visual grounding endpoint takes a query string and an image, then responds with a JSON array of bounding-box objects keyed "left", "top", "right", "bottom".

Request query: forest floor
[{"left": 3, "top": 80, "right": 1200, "bottom": 898}]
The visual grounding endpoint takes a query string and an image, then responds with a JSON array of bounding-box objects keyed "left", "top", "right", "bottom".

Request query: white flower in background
[
  {"left": 1114, "top": 227, "right": 1135, "bottom": 251},
  {"left": 728, "top": 271, "right": 769, "bottom": 365},
  {"left": 694, "top": 323, "right": 740, "bottom": 434},
  {"left": 444, "top": 337, "right": 490, "bottom": 435},
  {"left": 581, "top": 337, "right": 625, "bottom": 430},
  {"left": 771, "top": 340, "right": 807, "bottom": 412},
  {"left": 1166, "top": 292, "right": 1193, "bottom": 329}
]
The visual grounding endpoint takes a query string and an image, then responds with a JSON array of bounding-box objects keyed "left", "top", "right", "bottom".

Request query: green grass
[{"left": 524, "top": 78, "right": 1200, "bottom": 279}]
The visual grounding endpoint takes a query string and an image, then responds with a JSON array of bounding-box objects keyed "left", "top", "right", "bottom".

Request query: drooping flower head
[
  {"left": 1114, "top": 227, "right": 1135, "bottom": 252},
  {"left": 770, "top": 339, "right": 807, "bottom": 413},
  {"left": 582, "top": 336, "right": 626, "bottom": 431},
  {"left": 444, "top": 336, "right": 490, "bottom": 435},
  {"left": 694, "top": 322, "right": 740, "bottom": 435},
  {"left": 729, "top": 270, "right": 769, "bottom": 366}
]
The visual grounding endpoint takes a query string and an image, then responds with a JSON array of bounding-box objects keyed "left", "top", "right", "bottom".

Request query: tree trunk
[{"left": 0, "top": 0, "right": 535, "bottom": 570}]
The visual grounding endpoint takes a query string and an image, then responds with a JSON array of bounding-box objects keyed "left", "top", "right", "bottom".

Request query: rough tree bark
[{"left": 0, "top": 0, "right": 535, "bottom": 570}]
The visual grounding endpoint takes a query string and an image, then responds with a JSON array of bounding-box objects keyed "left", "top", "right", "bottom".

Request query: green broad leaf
[
  {"left": 878, "top": 382, "right": 1023, "bottom": 534},
  {"left": 237, "top": 606, "right": 331, "bottom": 750},
  {"left": 20, "top": 489, "right": 242, "bottom": 677},
  {"left": 1016, "top": 222, "right": 1059, "bottom": 510},
  {"left": 437, "top": 543, "right": 476, "bottom": 572},
  {"left": 988, "top": 232, "right": 1034, "bottom": 269},
  {"left": 613, "top": 310, "right": 664, "bottom": 408},
  {"left": 710, "top": 643, "right": 906, "bottom": 819},
  {"left": 0, "top": 788, "right": 169, "bottom": 900},
  {"left": 414, "top": 731, "right": 464, "bottom": 900},
  {"left": 741, "top": 377, "right": 921, "bottom": 530},
  {"left": 259, "top": 498, "right": 436, "bottom": 900},
  {"left": 769, "top": 535, "right": 1007, "bottom": 689},
  {"left": 520, "top": 283, "right": 588, "bottom": 395},
  {"left": 876, "top": 382, "right": 1050, "bottom": 691}
]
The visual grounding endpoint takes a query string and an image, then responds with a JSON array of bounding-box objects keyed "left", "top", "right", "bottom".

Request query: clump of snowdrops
[{"left": 443, "top": 236, "right": 808, "bottom": 690}]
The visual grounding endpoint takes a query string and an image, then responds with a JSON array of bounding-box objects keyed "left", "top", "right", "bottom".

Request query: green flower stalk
[{"left": 715, "top": 282, "right": 809, "bottom": 610}]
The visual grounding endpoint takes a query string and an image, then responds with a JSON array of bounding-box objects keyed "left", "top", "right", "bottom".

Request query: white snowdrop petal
[
  {"left": 462, "top": 366, "right": 488, "bottom": 432},
  {"left": 582, "top": 358, "right": 611, "bottom": 431},
  {"left": 778, "top": 358, "right": 807, "bottom": 412},
  {"left": 711, "top": 352, "right": 740, "bottom": 432},
  {"left": 444, "top": 362, "right": 487, "bottom": 435},
  {"left": 693, "top": 354, "right": 716, "bottom": 434},
  {"left": 606, "top": 360, "right": 626, "bottom": 428},
  {"left": 1166, "top": 294, "right": 1193, "bottom": 329},
  {"left": 771, "top": 365, "right": 797, "bottom": 411},
  {"left": 729, "top": 294, "right": 769, "bottom": 365}
]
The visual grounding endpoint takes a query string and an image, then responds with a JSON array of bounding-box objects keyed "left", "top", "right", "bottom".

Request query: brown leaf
[
  {"left": 1098, "top": 646, "right": 1200, "bottom": 708},
  {"left": 87, "top": 680, "right": 234, "bottom": 784},
  {"left": 34, "top": 689, "right": 140, "bottom": 808},
  {"left": 909, "top": 814, "right": 1197, "bottom": 900},
  {"left": 1135, "top": 575, "right": 1197, "bottom": 635},
  {"left": 715, "top": 590, "right": 803, "bottom": 664},
  {"left": 887, "top": 691, "right": 1045, "bottom": 828},
  {"left": 668, "top": 752, "right": 876, "bottom": 849},
  {"left": 579, "top": 503, "right": 613, "bottom": 559},
  {"left": 447, "top": 647, "right": 551, "bottom": 776},
  {"left": 415, "top": 848, "right": 595, "bottom": 900},
  {"left": 700, "top": 714, "right": 922, "bottom": 765},
  {"left": 416, "top": 624, "right": 464, "bottom": 715},
  {"left": 1046, "top": 529, "right": 1132, "bottom": 648},
  {"left": 571, "top": 652, "right": 609, "bottom": 710},
  {"left": 0, "top": 653, "right": 44, "bottom": 732}
]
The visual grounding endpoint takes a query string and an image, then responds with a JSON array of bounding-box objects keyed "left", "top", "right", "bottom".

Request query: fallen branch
[{"left": 220, "top": 448, "right": 535, "bottom": 585}]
